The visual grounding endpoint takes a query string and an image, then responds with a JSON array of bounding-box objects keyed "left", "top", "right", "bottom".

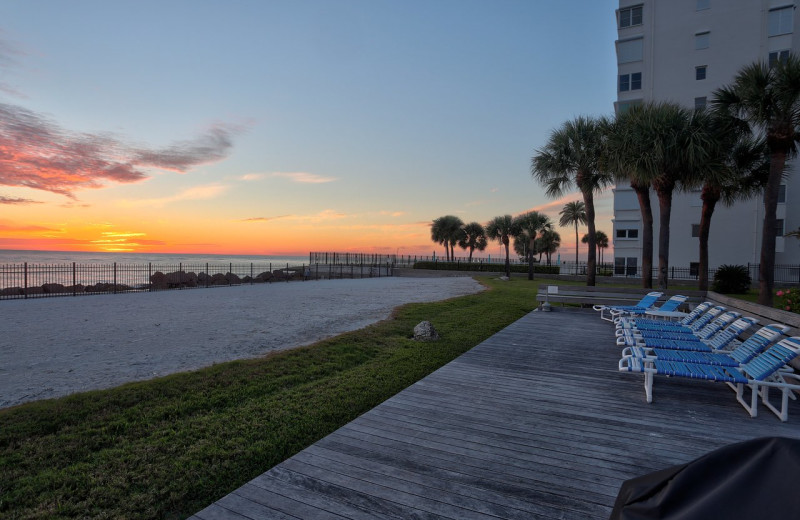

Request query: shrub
[
  {"left": 412, "top": 261, "right": 560, "bottom": 275},
  {"left": 776, "top": 288, "right": 800, "bottom": 314},
  {"left": 711, "top": 264, "right": 751, "bottom": 294}
]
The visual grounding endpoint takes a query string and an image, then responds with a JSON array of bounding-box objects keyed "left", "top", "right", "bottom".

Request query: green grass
[{"left": 0, "top": 276, "right": 539, "bottom": 520}]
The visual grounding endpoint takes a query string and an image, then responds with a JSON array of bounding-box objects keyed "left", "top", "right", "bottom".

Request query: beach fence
[{"left": 0, "top": 258, "right": 394, "bottom": 301}]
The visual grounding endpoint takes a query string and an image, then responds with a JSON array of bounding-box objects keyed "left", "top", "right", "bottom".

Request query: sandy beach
[{"left": 0, "top": 276, "right": 484, "bottom": 409}]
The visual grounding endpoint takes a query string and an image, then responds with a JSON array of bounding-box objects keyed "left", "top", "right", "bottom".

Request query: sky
[{"left": 0, "top": 0, "right": 618, "bottom": 259}]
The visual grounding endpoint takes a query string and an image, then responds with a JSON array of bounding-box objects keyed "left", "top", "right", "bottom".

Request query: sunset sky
[{"left": 0, "top": 0, "right": 617, "bottom": 258}]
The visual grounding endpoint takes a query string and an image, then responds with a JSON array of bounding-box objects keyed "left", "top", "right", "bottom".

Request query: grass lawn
[{"left": 0, "top": 276, "right": 539, "bottom": 520}]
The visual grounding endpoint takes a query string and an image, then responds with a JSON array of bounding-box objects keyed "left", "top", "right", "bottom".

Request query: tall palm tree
[
  {"left": 536, "top": 228, "right": 561, "bottom": 265},
  {"left": 582, "top": 230, "right": 609, "bottom": 265},
  {"left": 713, "top": 55, "right": 800, "bottom": 305},
  {"left": 430, "top": 215, "right": 464, "bottom": 262},
  {"left": 559, "top": 201, "right": 587, "bottom": 271},
  {"left": 513, "top": 211, "right": 550, "bottom": 280},
  {"left": 486, "top": 215, "right": 519, "bottom": 278},
  {"left": 606, "top": 102, "right": 714, "bottom": 290},
  {"left": 691, "top": 113, "right": 769, "bottom": 291},
  {"left": 604, "top": 113, "right": 655, "bottom": 288},
  {"left": 531, "top": 116, "right": 613, "bottom": 286},
  {"left": 458, "top": 222, "right": 488, "bottom": 262}
]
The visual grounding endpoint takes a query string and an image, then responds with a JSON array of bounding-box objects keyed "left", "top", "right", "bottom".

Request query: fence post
[
  {"left": 24, "top": 262, "right": 27, "bottom": 299},
  {"left": 251, "top": 263, "right": 254, "bottom": 284},
  {"left": 114, "top": 262, "right": 117, "bottom": 294},
  {"left": 73, "top": 262, "right": 77, "bottom": 296},
  {"left": 206, "top": 263, "right": 209, "bottom": 288},
  {"left": 179, "top": 263, "right": 183, "bottom": 290},
  {"left": 149, "top": 263, "right": 152, "bottom": 291}
]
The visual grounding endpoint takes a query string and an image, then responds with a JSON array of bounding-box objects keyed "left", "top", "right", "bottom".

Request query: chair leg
[
  {"left": 735, "top": 383, "right": 758, "bottom": 418},
  {"left": 644, "top": 372, "right": 653, "bottom": 403}
]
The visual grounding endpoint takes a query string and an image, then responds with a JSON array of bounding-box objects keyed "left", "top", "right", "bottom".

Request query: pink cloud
[
  {"left": 0, "top": 195, "right": 41, "bottom": 204},
  {"left": 0, "top": 103, "right": 242, "bottom": 199}
]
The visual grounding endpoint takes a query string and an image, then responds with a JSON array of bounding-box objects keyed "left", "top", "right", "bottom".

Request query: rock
[
  {"left": 150, "top": 271, "right": 169, "bottom": 289},
  {"left": 413, "top": 321, "right": 439, "bottom": 341},
  {"left": 42, "top": 283, "right": 66, "bottom": 294}
]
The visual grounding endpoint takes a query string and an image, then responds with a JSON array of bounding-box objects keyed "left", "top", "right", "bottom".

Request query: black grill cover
[{"left": 609, "top": 436, "right": 800, "bottom": 520}]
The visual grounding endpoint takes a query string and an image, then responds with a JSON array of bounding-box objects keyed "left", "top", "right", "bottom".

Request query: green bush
[
  {"left": 712, "top": 264, "right": 751, "bottom": 294},
  {"left": 412, "top": 261, "right": 560, "bottom": 275}
]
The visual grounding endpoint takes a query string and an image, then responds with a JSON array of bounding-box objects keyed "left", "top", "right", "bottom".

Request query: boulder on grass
[{"left": 413, "top": 321, "right": 439, "bottom": 341}]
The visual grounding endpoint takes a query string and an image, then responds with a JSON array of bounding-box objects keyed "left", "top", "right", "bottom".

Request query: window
[
  {"left": 616, "top": 229, "right": 639, "bottom": 239},
  {"left": 619, "top": 72, "right": 642, "bottom": 92},
  {"left": 778, "top": 184, "right": 786, "bottom": 203},
  {"left": 691, "top": 224, "right": 701, "bottom": 238},
  {"left": 769, "top": 50, "right": 791, "bottom": 67},
  {"left": 614, "top": 257, "right": 638, "bottom": 276},
  {"left": 628, "top": 229, "right": 639, "bottom": 238},
  {"left": 616, "top": 99, "right": 643, "bottom": 113},
  {"left": 617, "top": 37, "right": 644, "bottom": 64},
  {"left": 776, "top": 219, "right": 785, "bottom": 236},
  {"left": 696, "top": 66, "right": 707, "bottom": 80},
  {"left": 695, "top": 96, "right": 707, "bottom": 109},
  {"left": 619, "top": 5, "right": 643, "bottom": 28},
  {"left": 695, "top": 31, "right": 710, "bottom": 50},
  {"left": 696, "top": 0, "right": 710, "bottom": 10},
  {"left": 769, "top": 6, "right": 794, "bottom": 37}
]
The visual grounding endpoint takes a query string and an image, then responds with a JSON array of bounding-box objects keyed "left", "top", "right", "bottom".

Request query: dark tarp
[{"left": 609, "top": 436, "right": 800, "bottom": 520}]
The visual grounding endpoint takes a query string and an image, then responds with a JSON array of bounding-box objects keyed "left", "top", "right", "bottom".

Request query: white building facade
[{"left": 613, "top": 0, "right": 800, "bottom": 280}]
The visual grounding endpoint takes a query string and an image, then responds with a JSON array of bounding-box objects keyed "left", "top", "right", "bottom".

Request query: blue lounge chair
[
  {"left": 621, "top": 324, "right": 787, "bottom": 365},
  {"left": 616, "top": 305, "right": 726, "bottom": 334},
  {"left": 593, "top": 291, "right": 663, "bottom": 322},
  {"left": 616, "top": 311, "right": 743, "bottom": 348},
  {"left": 614, "top": 301, "right": 713, "bottom": 328},
  {"left": 619, "top": 336, "right": 800, "bottom": 421}
]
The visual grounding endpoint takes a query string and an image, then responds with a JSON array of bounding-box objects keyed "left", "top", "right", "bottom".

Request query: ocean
[{"left": 0, "top": 249, "right": 309, "bottom": 266}]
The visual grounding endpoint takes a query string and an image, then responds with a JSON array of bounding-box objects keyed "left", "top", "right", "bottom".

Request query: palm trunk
[
  {"left": 527, "top": 236, "right": 536, "bottom": 280},
  {"left": 583, "top": 189, "right": 597, "bottom": 286},
  {"left": 698, "top": 184, "right": 720, "bottom": 291},
  {"left": 468, "top": 247, "right": 474, "bottom": 262},
  {"left": 655, "top": 184, "right": 674, "bottom": 290},
  {"left": 574, "top": 224, "right": 579, "bottom": 271},
  {"left": 758, "top": 149, "right": 786, "bottom": 306},
  {"left": 503, "top": 235, "right": 511, "bottom": 278},
  {"left": 632, "top": 181, "right": 654, "bottom": 288}
]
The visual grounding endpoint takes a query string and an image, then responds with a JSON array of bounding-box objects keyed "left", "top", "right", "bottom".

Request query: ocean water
[{"left": 0, "top": 249, "right": 309, "bottom": 266}]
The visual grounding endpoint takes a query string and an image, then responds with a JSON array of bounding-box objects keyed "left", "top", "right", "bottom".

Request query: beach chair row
[{"left": 603, "top": 297, "right": 799, "bottom": 422}]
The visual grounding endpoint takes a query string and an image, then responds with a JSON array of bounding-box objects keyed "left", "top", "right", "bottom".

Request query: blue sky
[{"left": 0, "top": 0, "right": 618, "bottom": 257}]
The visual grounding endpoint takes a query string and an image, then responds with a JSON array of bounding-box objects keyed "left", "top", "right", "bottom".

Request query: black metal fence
[
  {"left": 598, "top": 262, "right": 800, "bottom": 284},
  {"left": 0, "top": 260, "right": 393, "bottom": 301}
]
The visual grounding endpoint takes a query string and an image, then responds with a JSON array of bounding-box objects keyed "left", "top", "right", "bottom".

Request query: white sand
[{"left": 0, "top": 276, "right": 483, "bottom": 408}]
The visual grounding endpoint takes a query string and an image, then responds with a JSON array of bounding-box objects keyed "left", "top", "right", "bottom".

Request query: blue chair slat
[
  {"left": 743, "top": 344, "right": 797, "bottom": 380},
  {"left": 642, "top": 338, "right": 712, "bottom": 352},
  {"left": 651, "top": 349, "right": 740, "bottom": 367}
]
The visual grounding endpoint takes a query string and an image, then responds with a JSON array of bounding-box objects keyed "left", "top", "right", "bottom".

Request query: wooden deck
[{"left": 190, "top": 309, "right": 800, "bottom": 520}]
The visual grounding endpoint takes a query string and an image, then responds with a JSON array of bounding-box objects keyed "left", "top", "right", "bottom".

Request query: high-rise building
[{"left": 613, "top": 0, "right": 800, "bottom": 278}]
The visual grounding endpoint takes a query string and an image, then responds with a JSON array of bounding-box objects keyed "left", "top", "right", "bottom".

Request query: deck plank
[{"left": 192, "top": 308, "right": 800, "bottom": 519}]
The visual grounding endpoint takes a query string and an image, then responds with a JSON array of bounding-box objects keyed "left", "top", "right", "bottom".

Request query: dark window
[
  {"left": 619, "top": 74, "right": 630, "bottom": 92},
  {"left": 619, "top": 5, "right": 643, "bottom": 28},
  {"left": 630, "top": 72, "right": 642, "bottom": 90},
  {"left": 778, "top": 184, "right": 786, "bottom": 203},
  {"left": 776, "top": 219, "right": 785, "bottom": 236},
  {"left": 628, "top": 229, "right": 639, "bottom": 238},
  {"left": 695, "top": 96, "right": 707, "bottom": 109},
  {"left": 690, "top": 262, "right": 700, "bottom": 277},
  {"left": 615, "top": 257, "right": 626, "bottom": 275},
  {"left": 626, "top": 257, "right": 638, "bottom": 276},
  {"left": 769, "top": 50, "right": 791, "bottom": 68},
  {"left": 696, "top": 66, "right": 707, "bottom": 80},
  {"left": 617, "top": 229, "right": 627, "bottom": 238},
  {"left": 692, "top": 224, "right": 700, "bottom": 237}
]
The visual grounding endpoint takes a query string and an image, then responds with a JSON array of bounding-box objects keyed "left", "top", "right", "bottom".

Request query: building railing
[
  {"left": 603, "top": 262, "right": 800, "bottom": 284},
  {"left": 0, "top": 260, "right": 393, "bottom": 301}
]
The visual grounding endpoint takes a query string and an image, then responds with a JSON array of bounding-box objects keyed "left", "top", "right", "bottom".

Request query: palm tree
[
  {"left": 606, "top": 102, "right": 714, "bottom": 290},
  {"left": 713, "top": 55, "right": 800, "bottom": 306},
  {"left": 582, "top": 230, "right": 609, "bottom": 265},
  {"left": 486, "top": 215, "right": 519, "bottom": 278},
  {"left": 458, "top": 222, "right": 488, "bottom": 262},
  {"left": 513, "top": 211, "right": 550, "bottom": 280},
  {"left": 536, "top": 228, "right": 561, "bottom": 265},
  {"left": 531, "top": 116, "right": 613, "bottom": 286},
  {"left": 604, "top": 113, "right": 655, "bottom": 288},
  {"left": 559, "top": 201, "right": 587, "bottom": 271},
  {"left": 691, "top": 113, "right": 769, "bottom": 291},
  {"left": 430, "top": 215, "right": 464, "bottom": 262}
]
